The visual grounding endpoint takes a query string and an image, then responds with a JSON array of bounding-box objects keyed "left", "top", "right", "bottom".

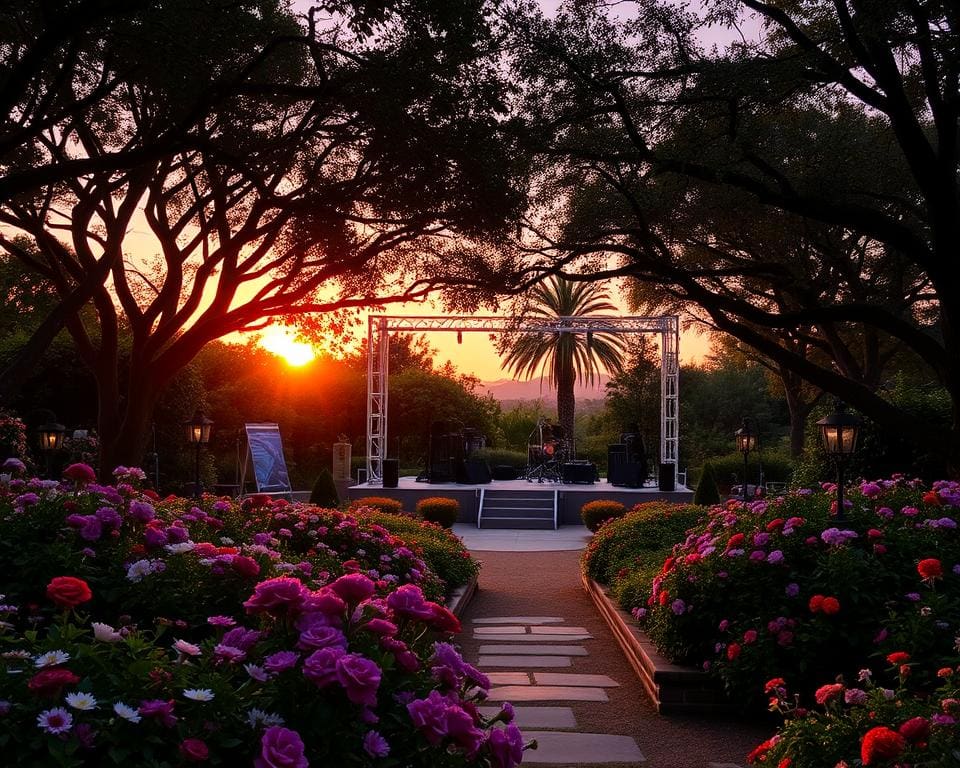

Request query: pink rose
[
  {"left": 231, "top": 555, "right": 261, "bottom": 579},
  {"left": 303, "top": 647, "right": 345, "bottom": 688},
  {"left": 330, "top": 573, "right": 375, "bottom": 604},
  {"left": 64, "top": 463, "right": 96, "bottom": 484},
  {"left": 336, "top": 653, "right": 381, "bottom": 707},
  {"left": 244, "top": 577, "right": 307, "bottom": 617},
  {"left": 180, "top": 738, "right": 209, "bottom": 762},
  {"left": 489, "top": 723, "right": 525, "bottom": 768},
  {"left": 255, "top": 726, "right": 308, "bottom": 768},
  {"left": 386, "top": 584, "right": 434, "bottom": 620}
]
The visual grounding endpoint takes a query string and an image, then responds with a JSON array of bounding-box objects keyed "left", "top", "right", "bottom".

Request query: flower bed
[{"left": 0, "top": 465, "right": 526, "bottom": 766}]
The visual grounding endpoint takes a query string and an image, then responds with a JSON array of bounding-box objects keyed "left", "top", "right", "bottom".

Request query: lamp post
[
  {"left": 817, "top": 401, "right": 861, "bottom": 521},
  {"left": 184, "top": 411, "right": 213, "bottom": 498},
  {"left": 735, "top": 419, "right": 758, "bottom": 504},
  {"left": 38, "top": 420, "right": 66, "bottom": 478}
]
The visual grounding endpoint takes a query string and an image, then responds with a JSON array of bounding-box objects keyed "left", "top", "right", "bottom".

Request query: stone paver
[
  {"left": 479, "top": 655, "right": 572, "bottom": 668},
  {"left": 533, "top": 672, "right": 619, "bottom": 687},
  {"left": 486, "top": 672, "right": 531, "bottom": 686},
  {"left": 472, "top": 616, "right": 564, "bottom": 625},
  {"left": 530, "top": 626, "right": 591, "bottom": 635},
  {"left": 474, "top": 626, "right": 528, "bottom": 635},
  {"left": 521, "top": 732, "right": 646, "bottom": 764},
  {"left": 486, "top": 685, "right": 609, "bottom": 702},
  {"left": 479, "top": 644, "right": 589, "bottom": 656},
  {"left": 707, "top": 764, "right": 745, "bottom": 768},
  {"left": 478, "top": 706, "right": 578, "bottom": 730},
  {"left": 474, "top": 633, "right": 593, "bottom": 642}
]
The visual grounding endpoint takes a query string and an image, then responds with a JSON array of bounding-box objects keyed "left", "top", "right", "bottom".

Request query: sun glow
[{"left": 259, "top": 327, "right": 317, "bottom": 366}]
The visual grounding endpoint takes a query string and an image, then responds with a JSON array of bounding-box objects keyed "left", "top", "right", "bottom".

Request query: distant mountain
[{"left": 480, "top": 375, "right": 612, "bottom": 403}]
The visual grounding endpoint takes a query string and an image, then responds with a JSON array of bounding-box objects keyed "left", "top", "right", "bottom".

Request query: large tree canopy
[
  {"left": 507, "top": 0, "right": 960, "bottom": 469},
  {"left": 0, "top": 0, "right": 526, "bottom": 467}
]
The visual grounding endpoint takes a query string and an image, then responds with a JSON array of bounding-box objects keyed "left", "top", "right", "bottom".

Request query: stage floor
[{"left": 347, "top": 476, "right": 693, "bottom": 526}]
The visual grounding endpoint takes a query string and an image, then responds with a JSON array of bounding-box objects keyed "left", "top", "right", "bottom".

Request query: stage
[{"left": 347, "top": 476, "right": 693, "bottom": 528}]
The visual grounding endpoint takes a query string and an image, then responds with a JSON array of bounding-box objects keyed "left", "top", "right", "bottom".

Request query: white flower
[
  {"left": 183, "top": 688, "right": 214, "bottom": 702},
  {"left": 2, "top": 650, "right": 31, "bottom": 660},
  {"left": 37, "top": 707, "right": 73, "bottom": 734},
  {"left": 92, "top": 622, "right": 122, "bottom": 643},
  {"left": 220, "top": 537, "right": 235, "bottom": 545},
  {"left": 247, "top": 707, "right": 285, "bottom": 728},
  {"left": 173, "top": 639, "right": 202, "bottom": 656},
  {"left": 34, "top": 650, "right": 70, "bottom": 668},
  {"left": 858, "top": 668, "right": 873, "bottom": 682},
  {"left": 65, "top": 692, "right": 98, "bottom": 710},
  {"left": 245, "top": 664, "right": 270, "bottom": 683},
  {"left": 164, "top": 542, "right": 196, "bottom": 555},
  {"left": 126, "top": 558, "right": 162, "bottom": 582},
  {"left": 113, "top": 702, "right": 141, "bottom": 723}
]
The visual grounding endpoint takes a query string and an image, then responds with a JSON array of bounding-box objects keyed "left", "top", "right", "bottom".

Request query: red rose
[
  {"left": 727, "top": 533, "right": 745, "bottom": 549},
  {"left": 814, "top": 683, "right": 844, "bottom": 705},
  {"left": 922, "top": 491, "right": 941, "bottom": 506},
  {"left": 861, "top": 726, "right": 905, "bottom": 765},
  {"left": 886, "top": 651, "right": 910, "bottom": 665},
  {"left": 661, "top": 556, "right": 676, "bottom": 574},
  {"left": 821, "top": 597, "right": 841, "bottom": 615},
  {"left": 46, "top": 576, "right": 92, "bottom": 609},
  {"left": 658, "top": 591, "right": 670, "bottom": 606},
  {"left": 766, "top": 518, "right": 785, "bottom": 531},
  {"left": 898, "top": 716, "right": 930, "bottom": 746},
  {"left": 764, "top": 677, "right": 786, "bottom": 694},
  {"left": 746, "top": 738, "right": 774, "bottom": 764},
  {"left": 428, "top": 603, "right": 462, "bottom": 634},
  {"left": 727, "top": 643, "right": 741, "bottom": 661},
  {"left": 777, "top": 759, "right": 791, "bottom": 768},
  {"left": 808, "top": 594, "right": 825, "bottom": 613},
  {"left": 918, "top": 558, "right": 943, "bottom": 580},
  {"left": 63, "top": 463, "right": 96, "bottom": 483},
  {"left": 231, "top": 555, "right": 261, "bottom": 579},
  {"left": 180, "top": 738, "right": 209, "bottom": 762},
  {"left": 28, "top": 668, "right": 80, "bottom": 697}
]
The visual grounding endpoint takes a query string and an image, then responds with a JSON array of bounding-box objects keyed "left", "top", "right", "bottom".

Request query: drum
[{"left": 543, "top": 441, "right": 557, "bottom": 457}]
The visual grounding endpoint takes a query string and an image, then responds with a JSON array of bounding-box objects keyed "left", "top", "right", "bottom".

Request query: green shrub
[
  {"left": 581, "top": 501, "right": 707, "bottom": 585},
  {"left": 348, "top": 495, "right": 404, "bottom": 515},
  {"left": 416, "top": 496, "right": 460, "bottom": 528},
  {"left": 580, "top": 499, "right": 627, "bottom": 532},
  {"left": 471, "top": 447, "right": 528, "bottom": 469},
  {"left": 612, "top": 547, "right": 671, "bottom": 611},
  {"left": 693, "top": 462, "right": 721, "bottom": 505},
  {"left": 704, "top": 450, "right": 794, "bottom": 493},
  {"left": 309, "top": 467, "right": 340, "bottom": 507}
]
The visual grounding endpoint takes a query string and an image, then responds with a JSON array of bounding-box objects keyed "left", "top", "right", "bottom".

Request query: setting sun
[{"left": 259, "top": 327, "right": 317, "bottom": 366}]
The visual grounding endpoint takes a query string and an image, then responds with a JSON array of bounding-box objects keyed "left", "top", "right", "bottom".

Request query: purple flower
[
  {"left": 753, "top": 532, "right": 770, "bottom": 547},
  {"left": 821, "top": 528, "right": 858, "bottom": 546},
  {"left": 297, "top": 625, "right": 347, "bottom": 652},
  {"left": 489, "top": 723, "right": 525, "bottom": 768},
  {"left": 95, "top": 506, "right": 122, "bottom": 530},
  {"left": 386, "top": 584, "right": 434, "bottom": 620},
  {"left": 363, "top": 730, "right": 390, "bottom": 758},
  {"left": 906, "top": 592, "right": 922, "bottom": 602},
  {"left": 213, "top": 644, "right": 246, "bottom": 664},
  {"left": 860, "top": 482, "right": 882, "bottom": 498},
  {"left": 932, "top": 714, "right": 957, "bottom": 726},
  {"left": 207, "top": 615, "right": 236, "bottom": 627},
  {"left": 139, "top": 699, "right": 177, "bottom": 728},
  {"left": 167, "top": 525, "right": 189, "bottom": 543},
  {"left": 902, "top": 506, "right": 919, "bottom": 517},
  {"left": 876, "top": 506, "right": 894, "bottom": 519},
  {"left": 222, "top": 627, "right": 261, "bottom": 651},
  {"left": 766, "top": 550, "right": 784, "bottom": 565},
  {"left": 144, "top": 527, "right": 168, "bottom": 549},
  {"left": 264, "top": 651, "right": 300, "bottom": 674},
  {"left": 303, "top": 647, "right": 345, "bottom": 688},
  {"left": 785, "top": 583, "right": 800, "bottom": 598},
  {"left": 301, "top": 588, "right": 346, "bottom": 619},
  {"left": 670, "top": 599, "right": 686, "bottom": 615},
  {"left": 255, "top": 726, "right": 308, "bottom": 768},
  {"left": 330, "top": 573, "right": 376, "bottom": 604},
  {"left": 407, "top": 690, "right": 451, "bottom": 744},
  {"left": 2, "top": 458, "right": 26, "bottom": 474},
  {"left": 749, "top": 550, "right": 766, "bottom": 562},
  {"left": 129, "top": 501, "right": 155, "bottom": 523},
  {"left": 66, "top": 514, "right": 103, "bottom": 541},
  {"left": 244, "top": 577, "right": 308, "bottom": 617},
  {"left": 844, "top": 688, "right": 868, "bottom": 705},
  {"left": 446, "top": 704, "right": 485, "bottom": 757},
  {"left": 336, "top": 654, "right": 381, "bottom": 707}
]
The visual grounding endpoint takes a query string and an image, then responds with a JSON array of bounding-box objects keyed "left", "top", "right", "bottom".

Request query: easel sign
[{"left": 241, "top": 423, "right": 292, "bottom": 496}]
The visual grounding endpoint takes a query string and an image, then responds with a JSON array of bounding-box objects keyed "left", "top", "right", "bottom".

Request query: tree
[
  {"left": 0, "top": 0, "right": 526, "bottom": 469},
  {"left": 603, "top": 336, "right": 660, "bottom": 449},
  {"left": 499, "top": 276, "right": 625, "bottom": 449},
  {"left": 507, "top": 0, "right": 960, "bottom": 471}
]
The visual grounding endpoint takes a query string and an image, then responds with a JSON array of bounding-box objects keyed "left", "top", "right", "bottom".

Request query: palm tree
[{"left": 501, "top": 277, "right": 625, "bottom": 453}]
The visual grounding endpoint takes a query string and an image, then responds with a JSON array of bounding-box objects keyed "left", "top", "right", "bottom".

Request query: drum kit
[{"left": 525, "top": 419, "right": 570, "bottom": 482}]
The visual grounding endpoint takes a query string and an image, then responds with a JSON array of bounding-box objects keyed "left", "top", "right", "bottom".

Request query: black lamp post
[
  {"left": 184, "top": 411, "right": 213, "bottom": 498},
  {"left": 817, "top": 401, "right": 861, "bottom": 521},
  {"left": 735, "top": 419, "right": 758, "bottom": 504},
  {"left": 38, "top": 420, "right": 66, "bottom": 478}
]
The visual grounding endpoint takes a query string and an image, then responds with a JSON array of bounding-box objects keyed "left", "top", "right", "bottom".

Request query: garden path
[{"left": 455, "top": 537, "right": 769, "bottom": 768}]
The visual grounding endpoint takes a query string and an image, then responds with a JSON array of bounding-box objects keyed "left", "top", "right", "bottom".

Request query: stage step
[{"left": 479, "top": 490, "right": 556, "bottom": 529}]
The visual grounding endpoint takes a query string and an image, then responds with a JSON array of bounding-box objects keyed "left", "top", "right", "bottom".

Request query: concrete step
[{"left": 480, "top": 517, "right": 556, "bottom": 530}]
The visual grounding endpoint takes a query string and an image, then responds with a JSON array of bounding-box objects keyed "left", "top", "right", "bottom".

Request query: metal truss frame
[{"left": 366, "top": 314, "right": 679, "bottom": 484}]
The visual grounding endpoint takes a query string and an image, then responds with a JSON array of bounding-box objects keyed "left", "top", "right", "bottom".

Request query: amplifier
[{"left": 562, "top": 461, "right": 598, "bottom": 484}]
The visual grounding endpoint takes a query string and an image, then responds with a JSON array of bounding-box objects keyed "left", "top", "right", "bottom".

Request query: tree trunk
[{"left": 557, "top": 363, "right": 576, "bottom": 457}]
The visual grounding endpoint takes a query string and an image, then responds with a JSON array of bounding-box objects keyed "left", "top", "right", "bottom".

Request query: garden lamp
[
  {"left": 38, "top": 420, "right": 66, "bottom": 478},
  {"left": 817, "top": 401, "right": 861, "bottom": 521},
  {"left": 735, "top": 419, "right": 757, "bottom": 504},
  {"left": 184, "top": 410, "right": 213, "bottom": 498}
]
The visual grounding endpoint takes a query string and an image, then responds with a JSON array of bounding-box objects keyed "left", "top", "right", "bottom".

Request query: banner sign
[{"left": 244, "top": 423, "right": 292, "bottom": 494}]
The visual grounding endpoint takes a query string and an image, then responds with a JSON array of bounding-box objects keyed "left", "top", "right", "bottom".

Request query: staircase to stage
[{"left": 478, "top": 488, "right": 557, "bottom": 530}]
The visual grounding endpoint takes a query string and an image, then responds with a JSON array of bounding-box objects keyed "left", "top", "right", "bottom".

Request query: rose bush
[
  {"left": 622, "top": 478, "right": 960, "bottom": 709},
  {"left": 0, "top": 467, "right": 526, "bottom": 767}
]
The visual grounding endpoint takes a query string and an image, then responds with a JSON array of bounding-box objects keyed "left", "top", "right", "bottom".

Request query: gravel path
[{"left": 460, "top": 550, "right": 770, "bottom": 768}]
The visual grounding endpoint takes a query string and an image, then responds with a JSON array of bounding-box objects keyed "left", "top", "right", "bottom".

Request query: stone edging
[
  {"left": 447, "top": 571, "right": 479, "bottom": 618},
  {"left": 581, "top": 572, "right": 727, "bottom": 714}
]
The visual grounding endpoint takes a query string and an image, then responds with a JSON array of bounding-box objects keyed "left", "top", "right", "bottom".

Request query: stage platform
[{"left": 347, "top": 476, "right": 693, "bottom": 527}]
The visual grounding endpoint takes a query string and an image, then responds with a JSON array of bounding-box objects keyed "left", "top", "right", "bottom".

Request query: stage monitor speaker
[
  {"left": 658, "top": 462, "right": 676, "bottom": 492},
  {"left": 562, "top": 461, "right": 598, "bottom": 484},
  {"left": 492, "top": 465, "right": 519, "bottom": 481},
  {"left": 382, "top": 459, "right": 399, "bottom": 488},
  {"left": 458, "top": 458, "right": 491, "bottom": 485},
  {"left": 607, "top": 444, "right": 627, "bottom": 485}
]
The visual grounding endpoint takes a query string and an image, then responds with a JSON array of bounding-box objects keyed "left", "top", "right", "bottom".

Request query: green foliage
[
  {"left": 703, "top": 450, "right": 793, "bottom": 494},
  {"left": 580, "top": 499, "right": 627, "bottom": 532},
  {"left": 693, "top": 462, "right": 721, "bottom": 505},
  {"left": 581, "top": 502, "right": 707, "bottom": 585},
  {"left": 471, "top": 447, "right": 528, "bottom": 469},
  {"left": 309, "top": 468, "right": 340, "bottom": 507},
  {"left": 416, "top": 497, "right": 460, "bottom": 528}
]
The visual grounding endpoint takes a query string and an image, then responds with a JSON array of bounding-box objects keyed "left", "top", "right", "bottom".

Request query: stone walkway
[{"left": 457, "top": 548, "right": 769, "bottom": 768}]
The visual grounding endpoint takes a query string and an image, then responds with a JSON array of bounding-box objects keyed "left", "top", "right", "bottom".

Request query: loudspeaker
[
  {"left": 382, "top": 459, "right": 399, "bottom": 488},
  {"left": 458, "top": 458, "right": 491, "bottom": 485},
  {"left": 562, "top": 461, "right": 598, "bottom": 484},
  {"left": 658, "top": 462, "right": 676, "bottom": 492},
  {"left": 608, "top": 444, "right": 627, "bottom": 485},
  {"left": 492, "top": 465, "right": 519, "bottom": 481}
]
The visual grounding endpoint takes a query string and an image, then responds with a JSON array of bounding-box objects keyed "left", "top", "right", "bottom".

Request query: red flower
[
  {"left": 861, "top": 726, "right": 905, "bottom": 765},
  {"left": 28, "top": 668, "right": 80, "bottom": 697},
  {"left": 46, "top": 576, "right": 92, "bottom": 609},
  {"left": 727, "top": 533, "right": 745, "bottom": 549},
  {"left": 63, "top": 463, "right": 96, "bottom": 484},
  {"left": 747, "top": 738, "right": 774, "bottom": 764},
  {"left": 808, "top": 594, "right": 825, "bottom": 613},
  {"left": 917, "top": 558, "right": 943, "bottom": 580},
  {"left": 661, "top": 556, "right": 676, "bottom": 574},
  {"left": 778, "top": 760, "right": 791, "bottom": 768},
  {"left": 922, "top": 491, "right": 942, "bottom": 506},
  {"left": 821, "top": 597, "right": 841, "bottom": 615},
  {"left": 815, "top": 683, "right": 844, "bottom": 705},
  {"left": 727, "top": 643, "right": 741, "bottom": 661},
  {"left": 898, "top": 716, "right": 930, "bottom": 746},
  {"left": 231, "top": 555, "right": 261, "bottom": 579},
  {"left": 886, "top": 651, "right": 910, "bottom": 665},
  {"left": 658, "top": 591, "right": 670, "bottom": 606},
  {"left": 764, "top": 677, "right": 786, "bottom": 694},
  {"left": 766, "top": 518, "right": 785, "bottom": 532},
  {"left": 180, "top": 738, "right": 209, "bottom": 762}
]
